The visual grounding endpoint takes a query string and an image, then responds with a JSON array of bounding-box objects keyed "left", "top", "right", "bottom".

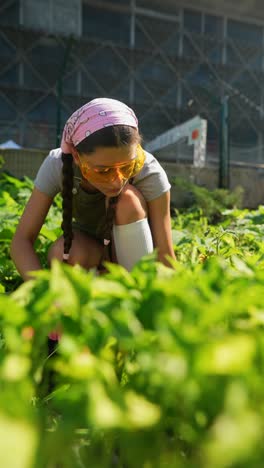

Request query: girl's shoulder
[
  {"left": 137, "top": 149, "right": 166, "bottom": 177},
  {"left": 47, "top": 147, "right": 63, "bottom": 162},
  {"left": 133, "top": 149, "right": 171, "bottom": 202},
  {"left": 34, "top": 148, "right": 63, "bottom": 198}
]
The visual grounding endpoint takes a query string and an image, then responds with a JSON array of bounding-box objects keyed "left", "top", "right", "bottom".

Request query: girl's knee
[
  {"left": 71, "top": 235, "right": 103, "bottom": 268},
  {"left": 48, "top": 233, "right": 103, "bottom": 269},
  {"left": 115, "top": 184, "right": 147, "bottom": 225}
]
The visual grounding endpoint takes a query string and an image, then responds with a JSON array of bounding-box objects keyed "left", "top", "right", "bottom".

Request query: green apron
[{"left": 71, "top": 165, "right": 107, "bottom": 242}]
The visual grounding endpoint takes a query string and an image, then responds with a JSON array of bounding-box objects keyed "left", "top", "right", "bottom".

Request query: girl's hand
[{"left": 147, "top": 191, "right": 176, "bottom": 267}]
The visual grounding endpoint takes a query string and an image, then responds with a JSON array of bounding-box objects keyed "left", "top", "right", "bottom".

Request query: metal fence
[
  {"left": 0, "top": 148, "right": 47, "bottom": 180},
  {"left": 1, "top": 0, "right": 264, "bottom": 163}
]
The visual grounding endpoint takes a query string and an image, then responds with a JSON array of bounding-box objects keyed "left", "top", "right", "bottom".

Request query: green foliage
[
  {"left": 0, "top": 170, "right": 62, "bottom": 292},
  {"left": 171, "top": 204, "right": 264, "bottom": 267},
  {"left": 1, "top": 258, "right": 264, "bottom": 467},
  {"left": 0, "top": 154, "right": 4, "bottom": 169},
  {"left": 173, "top": 176, "right": 244, "bottom": 223},
  {"left": 1, "top": 172, "right": 264, "bottom": 467}
]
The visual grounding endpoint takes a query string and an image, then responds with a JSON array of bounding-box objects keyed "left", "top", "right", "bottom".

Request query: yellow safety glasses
[{"left": 78, "top": 144, "right": 146, "bottom": 184}]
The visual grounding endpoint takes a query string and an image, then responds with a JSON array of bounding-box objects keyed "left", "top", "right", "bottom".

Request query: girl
[{"left": 10, "top": 98, "right": 176, "bottom": 280}]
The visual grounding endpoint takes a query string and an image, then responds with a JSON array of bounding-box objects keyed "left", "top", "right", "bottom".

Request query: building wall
[{"left": 161, "top": 161, "right": 264, "bottom": 209}]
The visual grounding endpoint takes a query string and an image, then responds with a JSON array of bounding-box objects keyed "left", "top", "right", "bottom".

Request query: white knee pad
[{"left": 112, "top": 217, "right": 153, "bottom": 271}]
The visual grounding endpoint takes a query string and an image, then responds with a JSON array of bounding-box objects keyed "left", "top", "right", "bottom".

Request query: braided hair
[
  {"left": 61, "top": 152, "right": 74, "bottom": 262},
  {"left": 61, "top": 125, "right": 141, "bottom": 265}
]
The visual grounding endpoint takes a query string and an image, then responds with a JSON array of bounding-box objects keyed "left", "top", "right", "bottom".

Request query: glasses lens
[
  {"left": 129, "top": 145, "right": 146, "bottom": 177},
  {"left": 119, "top": 162, "right": 135, "bottom": 179},
  {"left": 80, "top": 145, "right": 146, "bottom": 183}
]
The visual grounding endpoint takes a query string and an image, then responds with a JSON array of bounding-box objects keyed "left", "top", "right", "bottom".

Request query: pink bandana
[{"left": 61, "top": 97, "right": 138, "bottom": 153}]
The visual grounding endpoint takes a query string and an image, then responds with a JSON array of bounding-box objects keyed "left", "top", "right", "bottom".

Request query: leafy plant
[
  {"left": 172, "top": 176, "right": 244, "bottom": 223},
  {"left": 0, "top": 170, "right": 62, "bottom": 292},
  {"left": 1, "top": 256, "right": 264, "bottom": 467},
  {"left": 1, "top": 169, "right": 264, "bottom": 467}
]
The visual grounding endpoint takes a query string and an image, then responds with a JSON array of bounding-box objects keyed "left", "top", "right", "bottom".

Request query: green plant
[
  {"left": 1, "top": 169, "right": 264, "bottom": 467},
  {"left": 1, "top": 255, "right": 264, "bottom": 467},
  {"left": 172, "top": 176, "right": 244, "bottom": 223},
  {"left": 0, "top": 170, "right": 62, "bottom": 292}
]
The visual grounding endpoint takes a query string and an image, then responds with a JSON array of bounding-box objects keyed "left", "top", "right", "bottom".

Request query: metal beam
[
  {"left": 82, "top": 0, "right": 180, "bottom": 23},
  {"left": 129, "top": 0, "right": 136, "bottom": 105},
  {"left": 135, "top": 6, "right": 179, "bottom": 23},
  {"left": 135, "top": 15, "right": 217, "bottom": 127}
]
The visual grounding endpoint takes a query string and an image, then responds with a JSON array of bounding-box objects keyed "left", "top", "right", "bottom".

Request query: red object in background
[
  {"left": 192, "top": 129, "right": 199, "bottom": 140},
  {"left": 49, "top": 330, "right": 62, "bottom": 341}
]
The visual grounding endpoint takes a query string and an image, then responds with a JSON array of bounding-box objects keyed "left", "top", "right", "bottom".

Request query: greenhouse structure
[{"left": 1, "top": 0, "right": 264, "bottom": 164}]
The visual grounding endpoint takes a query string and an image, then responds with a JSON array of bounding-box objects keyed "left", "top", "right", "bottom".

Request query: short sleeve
[
  {"left": 34, "top": 148, "right": 63, "bottom": 198},
  {"left": 132, "top": 151, "right": 171, "bottom": 202}
]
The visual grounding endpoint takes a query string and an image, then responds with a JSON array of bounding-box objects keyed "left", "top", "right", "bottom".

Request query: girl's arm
[
  {"left": 10, "top": 187, "right": 54, "bottom": 281},
  {"left": 147, "top": 190, "right": 176, "bottom": 267}
]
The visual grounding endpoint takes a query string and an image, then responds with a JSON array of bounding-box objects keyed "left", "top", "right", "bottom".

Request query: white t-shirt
[{"left": 34, "top": 147, "right": 171, "bottom": 201}]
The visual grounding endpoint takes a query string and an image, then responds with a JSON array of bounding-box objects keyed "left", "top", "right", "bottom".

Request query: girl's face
[{"left": 73, "top": 143, "right": 139, "bottom": 197}]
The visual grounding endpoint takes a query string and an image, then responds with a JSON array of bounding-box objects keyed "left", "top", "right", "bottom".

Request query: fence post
[{"left": 219, "top": 96, "right": 230, "bottom": 188}]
